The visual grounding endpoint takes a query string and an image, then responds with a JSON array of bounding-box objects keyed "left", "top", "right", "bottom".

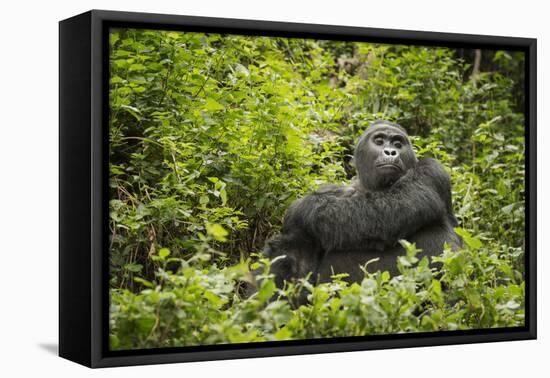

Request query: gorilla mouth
[{"left": 376, "top": 163, "right": 402, "bottom": 171}]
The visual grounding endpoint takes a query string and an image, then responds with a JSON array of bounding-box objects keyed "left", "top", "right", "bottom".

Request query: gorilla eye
[
  {"left": 394, "top": 141, "right": 403, "bottom": 149},
  {"left": 374, "top": 137, "right": 384, "bottom": 146}
]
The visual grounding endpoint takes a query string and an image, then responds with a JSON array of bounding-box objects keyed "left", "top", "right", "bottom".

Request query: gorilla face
[{"left": 354, "top": 122, "right": 417, "bottom": 191}]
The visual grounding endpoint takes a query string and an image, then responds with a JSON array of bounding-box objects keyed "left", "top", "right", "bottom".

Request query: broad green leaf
[
  {"left": 158, "top": 248, "right": 170, "bottom": 259},
  {"left": 204, "top": 98, "right": 225, "bottom": 111},
  {"left": 454, "top": 228, "right": 483, "bottom": 249},
  {"left": 206, "top": 223, "right": 228, "bottom": 242}
]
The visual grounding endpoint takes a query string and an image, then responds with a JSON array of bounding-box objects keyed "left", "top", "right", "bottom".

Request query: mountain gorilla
[{"left": 263, "top": 120, "right": 461, "bottom": 290}]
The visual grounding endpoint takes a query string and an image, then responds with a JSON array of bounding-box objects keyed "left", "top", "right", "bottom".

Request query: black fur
[{"left": 264, "top": 120, "right": 461, "bottom": 287}]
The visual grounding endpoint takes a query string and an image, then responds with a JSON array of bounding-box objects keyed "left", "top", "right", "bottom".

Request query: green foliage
[
  {"left": 108, "top": 28, "right": 525, "bottom": 349},
  {"left": 110, "top": 241, "right": 523, "bottom": 349}
]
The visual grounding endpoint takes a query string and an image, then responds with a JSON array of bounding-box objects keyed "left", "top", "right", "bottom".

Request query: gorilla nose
[{"left": 383, "top": 147, "right": 398, "bottom": 157}]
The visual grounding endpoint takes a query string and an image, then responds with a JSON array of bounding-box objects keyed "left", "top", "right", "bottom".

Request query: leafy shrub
[
  {"left": 108, "top": 29, "right": 525, "bottom": 349},
  {"left": 110, "top": 238, "right": 524, "bottom": 350}
]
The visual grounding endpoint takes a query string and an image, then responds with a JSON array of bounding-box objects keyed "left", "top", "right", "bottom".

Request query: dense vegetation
[{"left": 108, "top": 29, "right": 525, "bottom": 350}]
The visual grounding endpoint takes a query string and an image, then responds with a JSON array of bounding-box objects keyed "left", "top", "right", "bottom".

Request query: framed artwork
[{"left": 59, "top": 10, "right": 536, "bottom": 368}]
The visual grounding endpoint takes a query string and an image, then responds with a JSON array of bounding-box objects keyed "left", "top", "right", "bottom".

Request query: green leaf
[
  {"left": 136, "top": 316, "right": 155, "bottom": 333},
  {"left": 454, "top": 228, "right": 483, "bottom": 249},
  {"left": 258, "top": 279, "right": 276, "bottom": 302},
  {"left": 120, "top": 105, "right": 142, "bottom": 121},
  {"left": 465, "top": 288, "right": 482, "bottom": 308},
  {"left": 501, "top": 203, "right": 517, "bottom": 214},
  {"left": 204, "top": 291, "right": 223, "bottom": 305},
  {"left": 133, "top": 277, "right": 154, "bottom": 288},
  {"left": 129, "top": 63, "right": 146, "bottom": 71},
  {"left": 109, "top": 334, "right": 120, "bottom": 349},
  {"left": 204, "top": 98, "right": 225, "bottom": 111},
  {"left": 205, "top": 223, "right": 228, "bottom": 242},
  {"left": 124, "top": 263, "right": 142, "bottom": 273},
  {"left": 158, "top": 248, "right": 171, "bottom": 259},
  {"left": 234, "top": 63, "right": 250, "bottom": 77},
  {"left": 431, "top": 279, "right": 442, "bottom": 296},
  {"left": 274, "top": 326, "right": 292, "bottom": 340},
  {"left": 109, "top": 33, "right": 120, "bottom": 46}
]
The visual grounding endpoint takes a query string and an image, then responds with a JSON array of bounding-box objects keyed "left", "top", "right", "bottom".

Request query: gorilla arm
[{"left": 282, "top": 158, "right": 453, "bottom": 252}]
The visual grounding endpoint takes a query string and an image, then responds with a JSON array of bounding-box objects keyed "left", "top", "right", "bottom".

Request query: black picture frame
[{"left": 59, "top": 9, "right": 537, "bottom": 368}]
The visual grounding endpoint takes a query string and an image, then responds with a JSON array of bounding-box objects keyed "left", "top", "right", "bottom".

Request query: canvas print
[{"left": 107, "top": 28, "right": 526, "bottom": 351}]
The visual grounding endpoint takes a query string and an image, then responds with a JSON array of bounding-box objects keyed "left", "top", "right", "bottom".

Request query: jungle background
[{"left": 108, "top": 28, "right": 525, "bottom": 350}]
